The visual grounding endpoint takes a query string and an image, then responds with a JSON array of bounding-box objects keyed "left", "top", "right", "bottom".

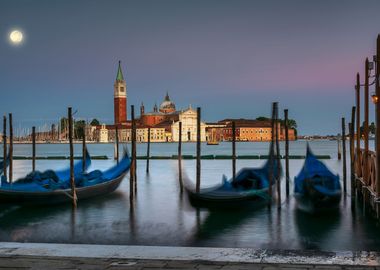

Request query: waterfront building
[
  {"left": 85, "top": 125, "right": 97, "bottom": 141},
  {"left": 205, "top": 123, "right": 226, "bottom": 142},
  {"left": 119, "top": 126, "right": 167, "bottom": 142},
  {"left": 97, "top": 124, "right": 109, "bottom": 143},
  {"left": 219, "top": 119, "right": 296, "bottom": 141},
  {"left": 171, "top": 107, "right": 207, "bottom": 142}
]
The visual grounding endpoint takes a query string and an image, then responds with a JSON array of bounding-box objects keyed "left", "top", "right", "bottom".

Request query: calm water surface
[{"left": 0, "top": 140, "right": 379, "bottom": 251}]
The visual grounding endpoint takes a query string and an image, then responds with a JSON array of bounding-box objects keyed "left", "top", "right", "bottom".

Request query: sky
[{"left": 0, "top": 0, "right": 379, "bottom": 135}]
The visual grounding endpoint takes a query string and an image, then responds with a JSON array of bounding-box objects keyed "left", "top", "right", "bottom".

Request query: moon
[{"left": 9, "top": 30, "right": 23, "bottom": 44}]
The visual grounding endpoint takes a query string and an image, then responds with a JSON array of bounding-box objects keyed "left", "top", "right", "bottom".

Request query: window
[{"left": 120, "top": 87, "right": 124, "bottom": 92}]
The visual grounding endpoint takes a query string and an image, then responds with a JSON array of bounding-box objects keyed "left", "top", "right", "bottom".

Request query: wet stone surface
[{"left": 0, "top": 257, "right": 379, "bottom": 270}]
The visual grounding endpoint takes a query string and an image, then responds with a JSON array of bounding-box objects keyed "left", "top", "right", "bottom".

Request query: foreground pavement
[{"left": 0, "top": 242, "right": 380, "bottom": 270}]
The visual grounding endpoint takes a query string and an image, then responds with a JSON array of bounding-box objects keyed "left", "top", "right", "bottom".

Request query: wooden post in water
[
  {"left": 32, "top": 126, "right": 36, "bottom": 172},
  {"left": 268, "top": 103, "right": 275, "bottom": 204},
  {"left": 355, "top": 73, "right": 361, "bottom": 177},
  {"left": 342, "top": 117, "right": 347, "bottom": 194},
  {"left": 232, "top": 121, "right": 236, "bottom": 182},
  {"left": 350, "top": 106, "right": 356, "bottom": 197},
  {"left": 284, "top": 109, "right": 290, "bottom": 198},
  {"left": 82, "top": 126, "right": 86, "bottom": 172},
  {"left": 274, "top": 103, "right": 281, "bottom": 208},
  {"left": 364, "top": 58, "right": 369, "bottom": 185},
  {"left": 337, "top": 136, "right": 342, "bottom": 160},
  {"left": 146, "top": 127, "right": 151, "bottom": 173},
  {"left": 178, "top": 122, "right": 183, "bottom": 190},
  {"left": 349, "top": 123, "right": 353, "bottom": 196},
  {"left": 115, "top": 126, "right": 119, "bottom": 164},
  {"left": 131, "top": 105, "right": 137, "bottom": 192},
  {"left": 7, "top": 114, "right": 13, "bottom": 183},
  {"left": 68, "top": 107, "right": 77, "bottom": 208},
  {"left": 2, "top": 116, "right": 7, "bottom": 180},
  {"left": 376, "top": 35, "right": 380, "bottom": 197},
  {"left": 196, "top": 107, "right": 201, "bottom": 193}
]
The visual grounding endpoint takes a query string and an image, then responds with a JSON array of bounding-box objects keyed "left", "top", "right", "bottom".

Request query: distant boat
[
  {"left": 207, "top": 141, "right": 219, "bottom": 146},
  {"left": 294, "top": 145, "right": 341, "bottom": 212}
]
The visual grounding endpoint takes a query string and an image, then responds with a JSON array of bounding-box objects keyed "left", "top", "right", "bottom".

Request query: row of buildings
[
  {"left": 85, "top": 62, "right": 296, "bottom": 143},
  {"left": 7, "top": 61, "right": 295, "bottom": 143}
]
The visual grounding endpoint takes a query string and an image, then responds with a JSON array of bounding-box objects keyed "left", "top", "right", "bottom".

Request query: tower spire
[{"left": 116, "top": 60, "right": 124, "bottom": 81}]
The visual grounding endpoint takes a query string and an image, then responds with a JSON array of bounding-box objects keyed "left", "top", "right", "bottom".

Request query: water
[{"left": 0, "top": 140, "right": 380, "bottom": 251}]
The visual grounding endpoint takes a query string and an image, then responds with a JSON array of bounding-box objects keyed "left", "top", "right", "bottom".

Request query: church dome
[{"left": 159, "top": 92, "right": 176, "bottom": 113}]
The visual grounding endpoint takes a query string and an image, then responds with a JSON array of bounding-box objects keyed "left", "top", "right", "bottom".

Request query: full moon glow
[{"left": 9, "top": 30, "right": 23, "bottom": 44}]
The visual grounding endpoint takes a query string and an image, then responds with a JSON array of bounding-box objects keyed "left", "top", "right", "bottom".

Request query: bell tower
[{"left": 114, "top": 61, "right": 127, "bottom": 125}]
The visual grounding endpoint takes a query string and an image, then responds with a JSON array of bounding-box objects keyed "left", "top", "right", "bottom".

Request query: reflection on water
[
  {"left": 294, "top": 209, "right": 341, "bottom": 250},
  {"left": 0, "top": 141, "right": 380, "bottom": 250}
]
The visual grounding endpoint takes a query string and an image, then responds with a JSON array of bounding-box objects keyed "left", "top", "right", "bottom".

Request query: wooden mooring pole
[
  {"left": 268, "top": 103, "right": 275, "bottom": 205},
  {"left": 337, "top": 136, "right": 342, "bottom": 160},
  {"left": 232, "top": 121, "right": 236, "bottom": 182},
  {"left": 8, "top": 113, "right": 13, "bottom": 183},
  {"left": 196, "top": 107, "right": 201, "bottom": 193},
  {"left": 131, "top": 105, "right": 137, "bottom": 193},
  {"left": 349, "top": 123, "right": 354, "bottom": 197},
  {"left": 82, "top": 126, "right": 86, "bottom": 172},
  {"left": 115, "top": 126, "right": 119, "bottom": 164},
  {"left": 2, "top": 116, "right": 7, "bottom": 180},
  {"left": 342, "top": 117, "right": 347, "bottom": 194},
  {"left": 146, "top": 127, "right": 150, "bottom": 173},
  {"left": 178, "top": 122, "right": 183, "bottom": 190},
  {"left": 364, "top": 58, "right": 369, "bottom": 185},
  {"left": 274, "top": 103, "right": 281, "bottom": 208},
  {"left": 284, "top": 109, "right": 290, "bottom": 198},
  {"left": 350, "top": 107, "right": 356, "bottom": 197},
  {"left": 376, "top": 34, "right": 380, "bottom": 197},
  {"left": 356, "top": 73, "right": 361, "bottom": 177},
  {"left": 68, "top": 107, "right": 77, "bottom": 208},
  {"left": 32, "top": 126, "right": 36, "bottom": 172}
]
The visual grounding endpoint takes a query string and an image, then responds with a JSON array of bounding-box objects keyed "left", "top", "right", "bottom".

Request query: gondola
[
  {"left": 184, "top": 153, "right": 281, "bottom": 208},
  {"left": 0, "top": 149, "right": 92, "bottom": 189},
  {"left": 294, "top": 145, "right": 341, "bottom": 212},
  {"left": 0, "top": 152, "right": 131, "bottom": 205}
]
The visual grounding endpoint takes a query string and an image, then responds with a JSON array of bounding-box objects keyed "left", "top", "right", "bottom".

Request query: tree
[
  {"left": 256, "top": 116, "right": 298, "bottom": 137},
  {"left": 90, "top": 119, "right": 100, "bottom": 126},
  {"left": 256, "top": 116, "right": 270, "bottom": 121},
  {"left": 287, "top": 119, "right": 297, "bottom": 129},
  {"left": 74, "top": 120, "right": 86, "bottom": 139},
  {"left": 60, "top": 117, "right": 68, "bottom": 132},
  {"left": 369, "top": 122, "right": 376, "bottom": 135},
  {"left": 360, "top": 121, "right": 376, "bottom": 136}
]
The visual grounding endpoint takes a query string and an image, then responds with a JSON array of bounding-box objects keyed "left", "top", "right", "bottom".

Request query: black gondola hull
[{"left": 187, "top": 186, "right": 273, "bottom": 209}]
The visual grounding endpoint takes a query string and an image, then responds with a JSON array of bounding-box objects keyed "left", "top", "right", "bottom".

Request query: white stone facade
[
  {"left": 99, "top": 124, "right": 109, "bottom": 143},
  {"left": 171, "top": 108, "right": 206, "bottom": 142}
]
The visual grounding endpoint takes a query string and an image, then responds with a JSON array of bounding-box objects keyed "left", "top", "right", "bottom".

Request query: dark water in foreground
[{"left": 0, "top": 140, "right": 379, "bottom": 251}]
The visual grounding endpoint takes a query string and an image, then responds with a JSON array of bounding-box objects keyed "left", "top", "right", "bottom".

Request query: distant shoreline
[{"left": 0, "top": 138, "right": 349, "bottom": 145}]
